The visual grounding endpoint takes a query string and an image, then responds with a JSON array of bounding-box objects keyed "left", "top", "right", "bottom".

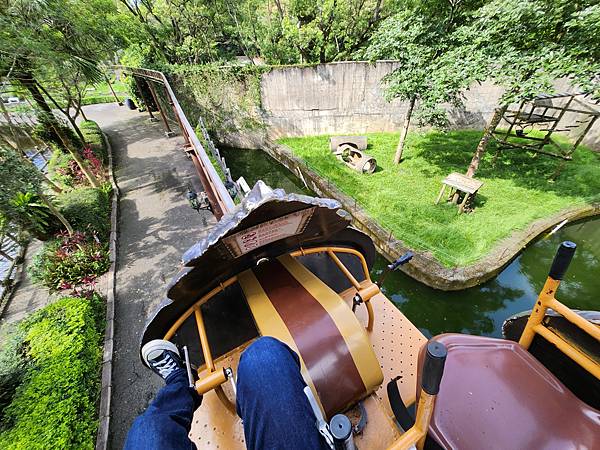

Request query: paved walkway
[{"left": 83, "top": 103, "right": 216, "bottom": 449}]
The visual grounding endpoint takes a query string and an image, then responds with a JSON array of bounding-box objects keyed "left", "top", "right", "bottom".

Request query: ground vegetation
[
  {"left": 280, "top": 131, "right": 600, "bottom": 266},
  {"left": 430, "top": 0, "right": 600, "bottom": 176},
  {"left": 0, "top": 295, "right": 105, "bottom": 449},
  {"left": 28, "top": 121, "right": 112, "bottom": 291}
]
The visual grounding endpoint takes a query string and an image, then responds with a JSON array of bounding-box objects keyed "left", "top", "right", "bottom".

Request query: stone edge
[
  {"left": 262, "top": 139, "right": 600, "bottom": 291},
  {"left": 96, "top": 131, "right": 120, "bottom": 450}
]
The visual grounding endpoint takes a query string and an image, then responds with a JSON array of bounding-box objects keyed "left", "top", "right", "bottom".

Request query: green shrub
[
  {"left": 29, "top": 231, "right": 110, "bottom": 291},
  {"left": 47, "top": 150, "right": 75, "bottom": 188},
  {"left": 9, "top": 192, "right": 60, "bottom": 240},
  {"left": 57, "top": 187, "right": 111, "bottom": 239},
  {"left": 0, "top": 295, "right": 104, "bottom": 449},
  {"left": 32, "top": 121, "right": 82, "bottom": 152},
  {"left": 80, "top": 95, "right": 121, "bottom": 106},
  {"left": 0, "top": 325, "right": 28, "bottom": 428},
  {"left": 80, "top": 120, "right": 107, "bottom": 163}
]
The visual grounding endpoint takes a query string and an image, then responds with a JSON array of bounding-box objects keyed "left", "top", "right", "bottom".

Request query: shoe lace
[{"left": 153, "top": 354, "right": 178, "bottom": 377}]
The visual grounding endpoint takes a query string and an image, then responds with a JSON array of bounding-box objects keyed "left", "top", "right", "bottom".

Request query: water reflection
[{"left": 376, "top": 218, "right": 600, "bottom": 338}]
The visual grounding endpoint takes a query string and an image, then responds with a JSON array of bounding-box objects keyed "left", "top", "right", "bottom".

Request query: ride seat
[
  {"left": 419, "top": 334, "right": 600, "bottom": 450},
  {"left": 238, "top": 254, "right": 383, "bottom": 418}
]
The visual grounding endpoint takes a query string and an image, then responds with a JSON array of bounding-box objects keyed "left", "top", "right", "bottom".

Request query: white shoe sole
[{"left": 141, "top": 339, "right": 180, "bottom": 367}]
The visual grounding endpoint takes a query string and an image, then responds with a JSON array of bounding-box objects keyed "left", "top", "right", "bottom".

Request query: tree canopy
[
  {"left": 118, "top": 0, "right": 399, "bottom": 65},
  {"left": 1, "top": 0, "right": 123, "bottom": 82},
  {"left": 435, "top": 0, "right": 600, "bottom": 102}
]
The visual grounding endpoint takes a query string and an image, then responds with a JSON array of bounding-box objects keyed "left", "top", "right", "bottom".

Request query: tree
[
  {"left": 0, "top": 0, "right": 123, "bottom": 147},
  {"left": 118, "top": 0, "right": 254, "bottom": 64},
  {"left": 0, "top": 101, "right": 63, "bottom": 194},
  {"left": 254, "top": 0, "right": 395, "bottom": 64},
  {"left": 118, "top": 0, "right": 396, "bottom": 65},
  {"left": 0, "top": 0, "right": 123, "bottom": 186},
  {"left": 363, "top": 1, "right": 481, "bottom": 163},
  {"left": 436, "top": 0, "right": 600, "bottom": 177},
  {"left": 0, "top": 145, "right": 73, "bottom": 236},
  {"left": 35, "top": 72, "right": 91, "bottom": 146}
]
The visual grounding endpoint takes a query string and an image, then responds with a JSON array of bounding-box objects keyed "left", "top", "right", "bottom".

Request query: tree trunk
[
  {"left": 50, "top": 123, "right": 101, "bottom": 188},
  {"left": 39, "top": 171, "right": 63, "bottom": 193},
  {"left": 79, "top": 105, "right": 88, "bottom": 121},
  {"left": 17, "top": 71, "right": 53, "bottom": 114},
  {"left": 394, "top": 96, "right": 416, "bottom": 164},
  {"left": 0, "top": 133, "right": 17, "bottom": 150},
  {"left": 39, "top": 193, "right": 73, "bottom": 236},
  {"left": 465, "top": 105, "right": 508, "bottom": 178},
  {"left": 14, "top": 68, "right": 70, "bottom": 151},
  {"left": 65, "top": 115, "right": 87, "bottom": 145},
  {"left": 0, "top": 134, "right": 63, "bottom": 194},
  {"left": 0, "top": 103, "right": 62, "bottom": 193},
  {"left": 104, "top": 73, "right": 123, "bottom": 105}
]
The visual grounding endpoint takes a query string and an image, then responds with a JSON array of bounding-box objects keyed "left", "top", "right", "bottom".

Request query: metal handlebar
[{"left": 548, "top": 241, "right": 576, "bottom": 280}]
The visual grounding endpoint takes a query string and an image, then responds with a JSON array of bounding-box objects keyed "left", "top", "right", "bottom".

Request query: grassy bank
[
  {"left": 81, "top": 79, "right": 127, "bottom": 105},
  {"left": 279, "top": 131, "right": 600, "bottom": 266}
]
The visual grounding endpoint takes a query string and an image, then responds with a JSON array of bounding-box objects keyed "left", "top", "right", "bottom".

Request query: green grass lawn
[
  {"left": 279, "top": 131, "right": 600, "bottom": 267},
  {"left": 81, "top": 79, "right": 128, "bottom": 105}
]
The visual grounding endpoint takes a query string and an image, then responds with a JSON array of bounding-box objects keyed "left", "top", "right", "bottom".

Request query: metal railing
[{"left": 116, "top": 66, "right": 235, "bottom": 219}]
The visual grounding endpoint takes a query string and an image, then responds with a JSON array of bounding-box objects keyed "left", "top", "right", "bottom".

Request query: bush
[
  {"left": 29, "top": 231, "right": 110, "bottom": 291},
  {"left": 56, "top": 186, "right": 111, "bottom": 239},
  {"left": 47, "top": 150, "right": 75, "bottom": 188},
  {"left": 32, "top": 121, "right": 82, "bottom": 152},
  {"left": 0, "top": 295, "right": 104, "bottom": 449},
  {"left": 8, "top": 192, "right": 61, "bottom": 240},
  {"left": 80, "top": 120, "right": 107, "bottom": 163},
  {"left": 80, "top": 95, "right": 121, "bottom": 107},
  {"left": 48, "top": 147, "right": 105, "bottom": 189},
  {"left": 0, "top": 325, "right": 28, "bottom": 428}
]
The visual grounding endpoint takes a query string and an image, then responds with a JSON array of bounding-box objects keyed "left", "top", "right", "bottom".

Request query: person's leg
[
  {"left": 236, "top": 336, "right": 328, "bottom": 450},
  {"left": 124, "top": 341, "right": 202, "bottom": 450}
]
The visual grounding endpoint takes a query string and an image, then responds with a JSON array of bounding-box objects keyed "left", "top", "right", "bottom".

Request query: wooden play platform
[{"left": 436, "top": 172, "right": 484, "bottom": 213}]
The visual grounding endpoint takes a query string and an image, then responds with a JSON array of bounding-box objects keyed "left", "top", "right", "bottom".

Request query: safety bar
[
  {"left": 388, "top": 340, "right": 448, "bottom": 450},
  {"left": 519, "top": 241, "right": 600, "bottom": 380},
  {"left": 115, "top": 66, "right": 235, "bottom": 218},
  {"left": 163, "top": 276, "right": 238, "bottom": 413}
]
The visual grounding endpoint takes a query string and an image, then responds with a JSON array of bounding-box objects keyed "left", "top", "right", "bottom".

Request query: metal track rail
[{"left": 116, "top": 66, "right": 235, "bottom": 219}]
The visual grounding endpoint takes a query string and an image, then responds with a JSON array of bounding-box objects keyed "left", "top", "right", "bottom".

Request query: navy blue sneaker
[{"left": 142, "top": 339, "right": 184, "bottom": 381}]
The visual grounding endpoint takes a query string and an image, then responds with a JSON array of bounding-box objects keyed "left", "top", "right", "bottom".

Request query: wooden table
[{"left": 436, "top": 172, "right": 484, "bottom": 213}]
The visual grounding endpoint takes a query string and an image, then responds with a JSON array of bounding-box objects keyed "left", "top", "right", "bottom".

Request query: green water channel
[{"left": 222, "top": 147, "right": 600, "bottom": 339}]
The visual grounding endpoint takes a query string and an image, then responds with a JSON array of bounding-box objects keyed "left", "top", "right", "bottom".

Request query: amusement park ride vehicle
[{"left": 141, "top": 181, "right": 600, "bottom": 449}]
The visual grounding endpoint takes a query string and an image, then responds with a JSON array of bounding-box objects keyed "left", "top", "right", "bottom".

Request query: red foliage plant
[{"left": 57, "top": 146, "right": 104, "bottom": 186}]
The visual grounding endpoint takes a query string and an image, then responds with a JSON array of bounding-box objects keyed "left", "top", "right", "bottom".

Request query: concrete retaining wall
[
  {"left": 260, "top": 61, "right": 504, "bottom": 137},
  {"left": 222, "top": 61, "right": 599, "bottom": 150}
]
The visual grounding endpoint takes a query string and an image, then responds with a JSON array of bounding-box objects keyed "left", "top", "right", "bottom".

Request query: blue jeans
[{"left": 124, "top": 337, "right": 327, "bottom": 450}]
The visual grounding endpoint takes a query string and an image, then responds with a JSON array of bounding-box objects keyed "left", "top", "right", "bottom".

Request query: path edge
[{"left": 96, "top": 131, "right": 120, "bottom": 450}]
